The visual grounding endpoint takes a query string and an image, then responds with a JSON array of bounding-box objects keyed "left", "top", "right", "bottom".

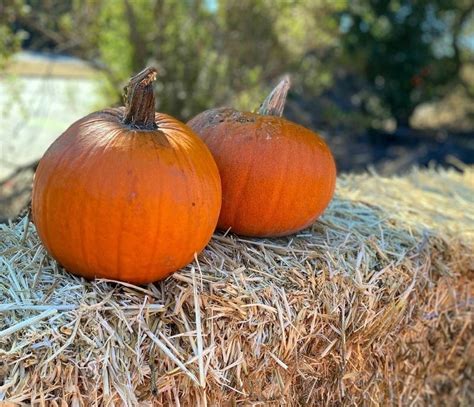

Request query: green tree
[
  {"left": 1, "top": 0, "right": 345, "bottom": 119},
  {"left": 0, "top": 1, "right": 26, "bottom": 69},
  {"left": 340, "top": 0, "right": 473, "bottom": 128}
]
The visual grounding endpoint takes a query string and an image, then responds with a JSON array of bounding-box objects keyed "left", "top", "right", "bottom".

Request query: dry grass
[
  {"left": 0, "top": 167, "right": 473, "bottom": 406},
  {"left": 4, "top": 55, "right": 98, "bottom": 79}
]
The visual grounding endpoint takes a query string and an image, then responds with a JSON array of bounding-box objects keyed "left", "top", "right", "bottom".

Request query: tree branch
[
  {"left": 452, "top": 5, "right": 474, "bottom": 98},
  {"left": 123, "top": 0, "right": 148, "bottom": 72}
]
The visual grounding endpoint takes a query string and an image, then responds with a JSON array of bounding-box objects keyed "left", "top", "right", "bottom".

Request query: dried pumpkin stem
[
  {"left": 123, "top": 67, "right": 158, "bottom": 130},
  {"left": 258, "top": 75, "right": 291, "bottom": 117}
]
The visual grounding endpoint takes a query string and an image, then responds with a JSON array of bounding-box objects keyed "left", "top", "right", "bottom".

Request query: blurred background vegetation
[{"left": 0, "top": 0, "right": 473, "bottom": 220}]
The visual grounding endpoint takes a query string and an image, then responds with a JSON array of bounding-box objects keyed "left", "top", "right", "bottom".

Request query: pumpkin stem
[
  {"left": 258, "top": 75, "right": 291, "bottom": 117},
  {"left": 123, "top": 67, "right": 158, "bottom": 130}
]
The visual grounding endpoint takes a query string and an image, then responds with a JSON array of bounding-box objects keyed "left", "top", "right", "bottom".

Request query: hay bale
[{"left": 1, "top": 167, "right": 472, "bottom": 406}]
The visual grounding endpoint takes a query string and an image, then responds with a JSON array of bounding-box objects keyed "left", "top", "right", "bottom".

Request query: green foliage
[
  {"left": 0, "top": 1, "right": 26, "bottom": 69},
  {"left": 1, "top": 0, "right": 471, "bottom": 127},
  {"left": 0, "top": 0, "right": 346, "bottom": 119},
  {"left": 340, "top": 0, "right": 473, "bottom": 126}
]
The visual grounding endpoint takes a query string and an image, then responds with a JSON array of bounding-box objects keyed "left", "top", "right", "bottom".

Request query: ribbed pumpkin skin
[
  {"left": 32, "top": 108, "right": 221, "bottom": 284},
  {"left": 188, "top": 108, "right": 336, "bottom": 237}
]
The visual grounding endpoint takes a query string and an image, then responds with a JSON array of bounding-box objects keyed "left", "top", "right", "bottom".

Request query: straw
[{"left": 0, "top": 167, "right": 472, "bottom": 405}]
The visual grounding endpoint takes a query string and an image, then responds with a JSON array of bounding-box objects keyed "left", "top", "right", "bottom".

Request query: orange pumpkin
[
  {"left": 32, "top": 68, "right": 221, "bottom": 284},
  {"left": 188, "top": 77, "right": 336, "bottom": 237}
]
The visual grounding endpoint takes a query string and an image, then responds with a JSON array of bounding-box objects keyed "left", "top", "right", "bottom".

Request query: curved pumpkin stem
[
  {"left": 123, "top": 67, "right": 158, "bottom": 130},
  {"left": 258, "top": 75, "right": 291, "bottom": 117}
]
